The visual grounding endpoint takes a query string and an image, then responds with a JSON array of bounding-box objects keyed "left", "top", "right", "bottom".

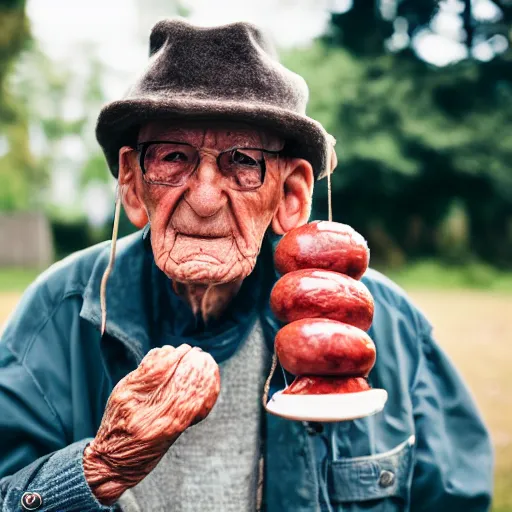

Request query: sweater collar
[{"left": 80, "top": 228, "right": 163, "bottom": 361}]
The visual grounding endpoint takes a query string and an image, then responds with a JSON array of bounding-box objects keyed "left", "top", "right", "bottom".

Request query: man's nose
[{"left": 184, "top": 157, "right": 227, "bottom": 217}]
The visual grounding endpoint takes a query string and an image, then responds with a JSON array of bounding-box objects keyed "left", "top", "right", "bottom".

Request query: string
[
  {"left": 262, "top": 350, "right": 278, "bottom": 408},
  {"left": 327, "top": 163, "right": 332, "bottom": 222},
  {"left": 100, "top": 187, "right": 122, "bottom": 336}
]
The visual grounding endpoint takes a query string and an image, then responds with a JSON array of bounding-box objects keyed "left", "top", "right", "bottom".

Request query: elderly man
[{"left": 0, "top": 19, "right": 493, "bottom": 512}]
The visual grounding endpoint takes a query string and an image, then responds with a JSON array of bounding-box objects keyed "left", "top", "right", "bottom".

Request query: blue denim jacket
[{"left": 0, "top": 230, "right": 493, "bottom": 511}]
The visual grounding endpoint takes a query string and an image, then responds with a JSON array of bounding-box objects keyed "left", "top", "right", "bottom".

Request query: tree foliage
[
  {"left": 0, "top": 0, "right": 34, "bottom": 210},
  {"left": 283, "top": 0, "right": 512, "bottom": 267},
  {"left": 6, "top": 42, "right": 111, "bottom": 216}
]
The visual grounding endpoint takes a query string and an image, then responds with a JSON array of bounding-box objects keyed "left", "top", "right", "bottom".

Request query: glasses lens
[
  {"left": 143, "top": 143, "right": 197, "bottom": 186},
  {"left": 220, "top": 149, "right": 264, "bottom": 190}
]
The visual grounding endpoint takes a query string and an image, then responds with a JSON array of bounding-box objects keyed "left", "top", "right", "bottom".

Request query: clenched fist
[{"left": 83, "top": 344, "right": 220, "bottom": 505}]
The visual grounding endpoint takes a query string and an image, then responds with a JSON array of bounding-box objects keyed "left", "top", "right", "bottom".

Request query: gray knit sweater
[{"left": 118, "top": 319, "right": 270, "bottom": 512}]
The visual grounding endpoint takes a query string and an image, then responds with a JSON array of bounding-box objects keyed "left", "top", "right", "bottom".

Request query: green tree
[
  {"left": 283, "top": 0, "right": 512, "bottom": 267},
  {"left": 12, "top": 43, "right": 112, "bottom": 211},
  {"left": 0, "top": 0, "right": 35, "bottom": 211}
]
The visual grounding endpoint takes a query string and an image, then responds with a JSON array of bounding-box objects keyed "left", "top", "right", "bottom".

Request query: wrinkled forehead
[{"left": 138, "top": 119, "right": 284, "bottom": 150}]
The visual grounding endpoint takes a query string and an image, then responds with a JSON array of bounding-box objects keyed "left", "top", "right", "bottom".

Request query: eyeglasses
[{"left": 135, "top": 141, "right": 283, "bottom": 191}]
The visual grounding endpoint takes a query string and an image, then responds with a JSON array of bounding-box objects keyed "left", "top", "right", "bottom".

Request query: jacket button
[
  {"left": 378, "top": 470, "right": 395, "bottom": 488},
  {"left": 20, "top": 492, "right": 43, "bottom": 510}
]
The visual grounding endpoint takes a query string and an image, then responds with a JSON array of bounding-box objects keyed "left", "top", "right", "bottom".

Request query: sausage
[
  {"left": 274, "top": 221, "right": 369, "bottom": 280},
  {"left": 283, "top": 375, "right": 370, "bottom": 395},
  {"left": 270, "top": 269, "right": 374, "bottom": 331},
  {"left": 275, "top": 318, "right": 376, "bottom": 377}
]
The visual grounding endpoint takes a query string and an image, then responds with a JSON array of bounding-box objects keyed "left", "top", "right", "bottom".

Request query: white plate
[{"left": 265, "top": 389, "right": 388, "bottom": 422}]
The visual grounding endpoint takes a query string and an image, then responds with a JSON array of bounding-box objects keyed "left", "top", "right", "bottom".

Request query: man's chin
[{"left": 163, "top": 258, "right": 254, "bottom": 285}]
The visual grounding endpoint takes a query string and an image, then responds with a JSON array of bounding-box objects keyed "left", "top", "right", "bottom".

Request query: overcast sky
[
  {"left": 27, "top": 0, "right": 504, "bottom": 98},
  {"left": 27, "top": 0, "right": 338, "bottom": 100}
]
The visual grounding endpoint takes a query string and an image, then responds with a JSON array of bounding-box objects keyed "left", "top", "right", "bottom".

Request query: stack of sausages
[{"left": 270, "top": 221, "right": 376, "bottom": 396}]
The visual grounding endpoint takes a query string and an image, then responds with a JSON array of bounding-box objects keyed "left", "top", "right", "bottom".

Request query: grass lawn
[
  {"left": 407, "top": 289, "right": 512, "bottom": 512},
  {"left": 1, "top": 263, "right": 511, "bottom": 510},
  {"left": 380, "top": 260, "right": 512, "bottom": 294},
  {"left": 0, "top": 267, "right": 43, "bottom": 292}
]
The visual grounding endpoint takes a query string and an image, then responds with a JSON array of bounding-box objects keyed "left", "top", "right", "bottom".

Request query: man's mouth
[
  {"left": 172, "top": 233, "right": 235, "bottom": 264},
  {"left": 178, "top": 232, "right": 228, "bottom": 240}
]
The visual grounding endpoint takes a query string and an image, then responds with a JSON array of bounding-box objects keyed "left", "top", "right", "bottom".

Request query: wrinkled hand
[{"left": 83, "top": 344, "right": 220, "bottom": 505}]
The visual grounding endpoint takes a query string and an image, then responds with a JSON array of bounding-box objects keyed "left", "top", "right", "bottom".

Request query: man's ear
[
  {"left": 272, "top": 158, "right": 314, "bottom": 235},
  {"left": 118, "top": 146, "right": 148, "bottom": 229}
]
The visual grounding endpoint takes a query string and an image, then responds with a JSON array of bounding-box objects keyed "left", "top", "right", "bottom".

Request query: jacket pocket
[{"left": 328, "top": 435, "right": 415, "bottom": 511}]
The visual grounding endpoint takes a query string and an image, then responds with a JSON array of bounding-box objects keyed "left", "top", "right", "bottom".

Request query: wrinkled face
[{"left": 134, "top": 121, "right": 286, "bottom": 285}]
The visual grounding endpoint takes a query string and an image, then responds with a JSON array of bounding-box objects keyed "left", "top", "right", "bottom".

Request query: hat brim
[{"left": 96, "top": 97, "right": 331, "bottom": 180}]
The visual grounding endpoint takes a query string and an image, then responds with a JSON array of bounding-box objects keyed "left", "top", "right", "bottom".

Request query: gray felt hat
[{"left": 96, "top": 18, "right": 336, "bottom": 180}]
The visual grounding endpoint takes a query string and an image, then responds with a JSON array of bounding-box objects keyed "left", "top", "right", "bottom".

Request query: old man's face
[{"left": 120, "top": 121, "right": 302, "bottom": 286}]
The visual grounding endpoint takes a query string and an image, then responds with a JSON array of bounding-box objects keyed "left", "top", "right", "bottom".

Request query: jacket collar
[{"left": 80, "top": 229, "right": 163, "bottom": 361}]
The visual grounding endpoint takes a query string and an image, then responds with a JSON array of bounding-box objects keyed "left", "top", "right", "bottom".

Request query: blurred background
[{"left": 0, "top": 0, "right": 511, "bottom": 509}]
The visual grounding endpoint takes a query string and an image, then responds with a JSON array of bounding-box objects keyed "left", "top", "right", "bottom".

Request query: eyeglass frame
[{"left": 134, "top": 140, "right": 285, "bottom": 191}]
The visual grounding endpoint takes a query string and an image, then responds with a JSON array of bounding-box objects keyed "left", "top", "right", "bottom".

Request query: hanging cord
[
  {"left": 262, "top": 351, "right": 278, "bottom": 407},
  {"left": 100, "top": 187, "right": 123, "bottom": 336},
  {"left": 327, "top": 162, "right": 333, "bottom": 222}
]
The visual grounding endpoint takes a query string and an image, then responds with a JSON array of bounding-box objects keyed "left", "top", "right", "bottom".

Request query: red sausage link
[
  {"left": 270, "top": 269, "right": 374, "bottom": 331},
  {"left": 274, "top": 221, "right": 370, "bottom": 280},
  {"left": 275, "top": 319, "right": 376, "bottom": 377},
  {"left": 283, "top": 375, "right": 370, "bottom": 395}
]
